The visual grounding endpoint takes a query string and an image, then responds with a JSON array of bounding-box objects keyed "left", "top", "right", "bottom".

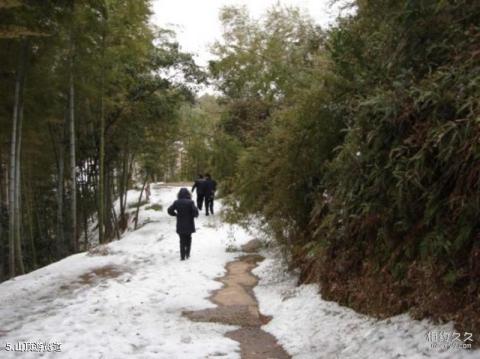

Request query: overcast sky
[{"left": 150, "top": 0, "right": 348, "bottom": 68}]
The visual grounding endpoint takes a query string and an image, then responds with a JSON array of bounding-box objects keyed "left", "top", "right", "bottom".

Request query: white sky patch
[{"left": 150, "top": 0, "right": 351, "bottom": 68}]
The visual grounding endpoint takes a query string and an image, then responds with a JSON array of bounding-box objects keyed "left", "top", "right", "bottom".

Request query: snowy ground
[
  {"left": 0, "top": 185, "right": 252, "bottom": 358},
  {"left": 254, "top": 249, "right": 480, "bottom": 359},
  {"left": 1, "top": 184, "right": 479, "bottom": 358}
]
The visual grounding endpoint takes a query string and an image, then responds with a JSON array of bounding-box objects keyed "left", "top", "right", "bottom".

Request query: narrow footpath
[{"left": 184, "top": 240, "right": 290, "bottom": 359}]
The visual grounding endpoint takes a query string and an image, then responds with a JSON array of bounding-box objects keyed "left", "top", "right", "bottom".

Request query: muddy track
[{"left": 183, "top": 240, "right": 290, "bottom": 359}]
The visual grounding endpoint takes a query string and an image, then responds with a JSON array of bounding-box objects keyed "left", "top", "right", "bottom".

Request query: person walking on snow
[
  {"left": 167, "top": 188, "right": 199, "bottom": 260},
  {"left": 191, "top": 174, "right": 206, "bottom": 210},
  {"left": 204, "top": 173, "right": 217, "bottom": 216}
]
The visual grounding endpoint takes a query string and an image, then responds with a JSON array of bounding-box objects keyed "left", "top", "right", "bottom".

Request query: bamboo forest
[{"left": 0, "top": 1, "right": 479, "bottom": 358}]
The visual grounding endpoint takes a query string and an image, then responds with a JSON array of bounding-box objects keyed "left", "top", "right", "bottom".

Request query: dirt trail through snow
[{"left": 184, "top": 240, "right": 290, "bottom": 359}]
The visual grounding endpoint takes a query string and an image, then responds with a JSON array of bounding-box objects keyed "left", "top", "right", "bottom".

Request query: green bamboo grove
[
  {"left": 0, "top": 0, "right": 201, "bottom": 279},
  {"left": 177, "top": 1, "right": 480, "bottom": 335}
]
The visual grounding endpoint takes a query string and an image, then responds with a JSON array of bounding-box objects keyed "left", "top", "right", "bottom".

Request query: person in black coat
[
  {"left": 204, "top": 173, "right": 217, "bottom": 216},
  {"left": 167, "top": 188, "right": 199, "bottom": 260},
  {"left": 191, "top": 174, "right": 206, "bottom": 210}
]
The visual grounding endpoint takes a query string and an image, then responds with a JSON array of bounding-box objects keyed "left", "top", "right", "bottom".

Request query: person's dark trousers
[
  {"left": 196, "top": 194, "right": 205, "bottom": 211},
  {"left": 179, "top": 233, "right": 192, "bottom": 260},
  {"left": 205, "top": 197, "right": 214, "bottom": 215}
]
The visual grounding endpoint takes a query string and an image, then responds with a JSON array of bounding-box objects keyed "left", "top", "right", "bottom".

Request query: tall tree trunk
[
  {"left": 0, "top": 156, "right": 5, "bottom": 281},
  {"left": 118, "top": 149, "right": 128, "bottom": 226},
  {"left": 69, "top": 51, "right": 77, "bottom": 252},
  {"left": 34, "top": 203, "right": 45, "bottom": 259},
  {"left": 119, "top": 147, "right": 133, "bottom": 232},
  {"left": 98, "top": 79, "right": 105, "bottom": 244},
  {"left": 8, "top": 51, "right": 20, "bottom": 278},
  {"left": 47, "top": 122, "right": 65, "bottom": 257},
  {"left": 124, "top": 152, "right": 135, "bottom": 209},
  {"left": 83, "top": 198, "right": 89, "bottom": 249},
  {"left": 104, "top": 167, "right": 113, "bottom": 240},
  {"left": 81, "top": 163, "right": 90, "bottom": 249},
  {"left": 57, "top": 129, "right": 65, "bottom": 257},
  {"left": 98, "top": 26, "right": 106, "bottom": 245},
  {"left": 25, "top": 177, "right": 36, "bottom": 269},
  {"left": 8, "top": 39, "right": 27, "bottom": 278},
  {"left": 134, "top": 175, "right": 148, "bottom": 230},
  {"left": 98, "top": 0, "right": 109, "bottom": 245},
  {"left": 111, "top": 205, "right": 121, "bottom": 240},
  {"left": 14, "top": 81, "right": 25, "bottom": 275},
  {"left": 119, "top": 149, "right": 127, "bottom": 218}
]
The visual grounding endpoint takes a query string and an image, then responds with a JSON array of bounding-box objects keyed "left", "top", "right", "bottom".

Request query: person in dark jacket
[
  {"left": 191, "top": 174, "right": 206, "bottom": 210},
  {"left": 204, "top": 173, "right": 217, "bottom": 216},
  {"left": 167, "top": 188, "right": 199, "bottom": 260}
]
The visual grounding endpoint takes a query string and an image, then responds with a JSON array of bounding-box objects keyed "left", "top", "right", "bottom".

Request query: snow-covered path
[
  {"left": 0, "top": 185, "right": 252, "bottom": 358},
  {"left": 1, "top": 184, "right": 479, "bottom": 358}
]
